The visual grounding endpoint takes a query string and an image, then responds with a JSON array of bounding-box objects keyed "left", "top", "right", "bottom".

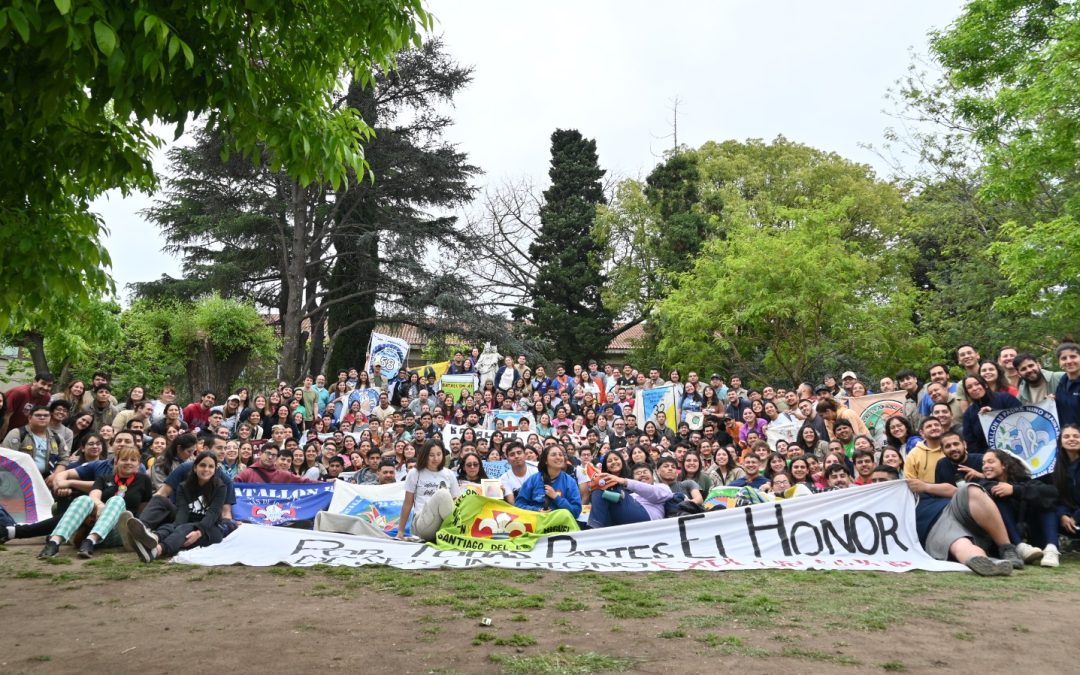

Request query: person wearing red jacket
[
  {"left": 182, "top": 390, "right": 216, "bottom": 430},
  {"left": 236, "top": 446, "right": 321, "bottom": 484}
]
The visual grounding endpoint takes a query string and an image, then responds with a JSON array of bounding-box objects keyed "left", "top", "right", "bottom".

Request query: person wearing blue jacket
[
  {"left": 515, "top": 445, "right": 581, "bottom": 519},
  {"left": 960, "top": 375, "right": 1021, "bottom": 453}
]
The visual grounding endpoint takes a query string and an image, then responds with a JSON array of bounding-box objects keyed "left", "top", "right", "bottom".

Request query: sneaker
[
  {"left": 77, "top": 538, "right": 95, "bottom": 559},
  {"left": 1015, "top": 542, "right": 1043, "bottom": 564},
  {"left": 37, "top": 540, "right": 60, "bottom": 560},
  {"left": 1041, "top": 544, "right": 1060, "bottom": 568},
  {"left": 118, "top": 511, "right": 135, "bottom": 552},
  {"left": 998, "top": 544, "right": 1025, "bottom": 570},
  {"left": 128, "top": 518, "right": 158, "bottom": 563},
  {"left": 966, "top": 555, "right": 1013, "bottom": 577}
]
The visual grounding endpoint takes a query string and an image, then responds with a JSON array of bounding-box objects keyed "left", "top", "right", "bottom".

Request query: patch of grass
[
  {"left": 29, "top": 655, "right": 52, "bottom": 662},
  {"left": 695, "top": 634, "right": 745, "bottom": 649},
  {"left": 494, "top": 633, "right": 538, "bottom": 647},
  {"left": 554, "top": 597, "right": 588, "bottom": 611},
  {"left": 510, "top": 613, "right": 528, "bottom": 622},
  {"left": 56, "top": 603, "right": 78, "bottom": 610},
  {"left": 489, "top": 651, "right": 636, "bottom": 675},
  {"left": 881, "top": 661, "right": 907, "bottom": 672},
  {"left": 658, "top": 629, "right": 685, "bottom": 639},
  {"left": 472, "top": 631, "right": 496, "bottom": 646},
  {"left": 49, "top": 571, "right": 80, "bottom": 584},
  {"left": 1012, "top": 625, "right": 1030, "bottom": 633},
  {"left": 953, "top": 631, "right": 975, "bottom": 641},
  {"left": 597, "top": 580, "right": 664, "bottom": 619},
  {"left": 780, "top": 647, "right": 860, "bottom": 665},
  {"left": 15, "top": 569, "right": 50, "bottom": 579},
  {"left": 269, "top": 566, "right": 306, "bottom": 577},
  {"left": 43, "top": 556, "right": 71, "bottom": 565}
]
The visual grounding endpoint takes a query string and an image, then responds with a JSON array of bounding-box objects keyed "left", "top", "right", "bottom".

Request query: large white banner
[
  {"left": 444, "top": 424, "right": 533, "bottom": 445},
  {"left": 979, "top": 398, "right": 1060, "bottom": 477},
  {"left": 175, "top": 482, "right": 964, "bottom": 573}
]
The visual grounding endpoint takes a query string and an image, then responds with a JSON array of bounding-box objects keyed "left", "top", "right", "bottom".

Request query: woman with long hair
[
  {"left": 961, "top": 374, "right": 1021, "bottom": 452},
  {"left": 151, "top": 433, "right": 198, "bottom": 490},
  {"left": 129, "top": 449, "right": 229, "bottom": 562},
  {"left": 884, "top": 416, "right": 921, "bottom": 456},
  {"left": 456, "top": 451, "right": 489, "bottom": 484},
  {"left": 979, "top": 360, "right": 1018, "bottom": 397},
  {"left": 680, "top": 450, "right": 712, "bottom": 493},
  {"left": 396, "top": 441, "right": 461, "bottom": 542},
  {"left": 880, "top": 446, "right": 906, "bottom": 478},
  {"left": 515, "top": 444, "right": 582, "bottom": 518},
  {"left": 981, "top": 449, "right": 1060, "bottom": 567},
  {"left": 1054, "top": 424, "right": 1080, "bottom": 548},
  {"left": 705, "top": 445, "right": 746, "bottom": 487}
]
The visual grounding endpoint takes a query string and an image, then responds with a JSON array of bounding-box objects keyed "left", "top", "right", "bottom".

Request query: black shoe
[
  {"left": 999, "top": 543, "right": 1024, "bottom": 570},
  {"left": 77, "top": 538, "right": 95, "bottom": 559},
  {"left": 128, "top": 518, "right": 158, "bottom": 563},
  {"left": 37, "top": 540, "right": 60, "bottom": 559},
  {"left": 0, "top": 526, "right": 9, "bottom": 544}
]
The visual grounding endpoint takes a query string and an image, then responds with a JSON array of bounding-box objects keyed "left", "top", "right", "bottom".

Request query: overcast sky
[{"left": 97, "top": 0, "right": 964, "bottom": 296}]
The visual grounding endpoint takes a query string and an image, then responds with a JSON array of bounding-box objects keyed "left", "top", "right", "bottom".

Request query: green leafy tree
[
  {"left": 653, "top": 138, "right": 930, "bottom": 383},
  {"left": 930, "top": 0, "right": 1079, "bottom": 334},
  {"left": 0, "top": 0, "right": 431, "bottom": 336},
  {"left": 97, "top": 295, "right": 278, "bottom": 399},
  {"left": 526, "top": 130, "right": 614, "bottom": 366}
]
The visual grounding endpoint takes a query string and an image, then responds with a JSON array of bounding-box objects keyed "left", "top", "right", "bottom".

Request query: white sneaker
[
  {"left": 1041, "top": 544, "right": 1060, "bottom": 568},
  {"left": 1016, "top": 542, "right": 1043, "bottom": 563}
]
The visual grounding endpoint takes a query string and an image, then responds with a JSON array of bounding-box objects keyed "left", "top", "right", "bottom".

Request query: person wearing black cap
[{"left": 709, "top": 373, "right": 728, "bottom": 399}]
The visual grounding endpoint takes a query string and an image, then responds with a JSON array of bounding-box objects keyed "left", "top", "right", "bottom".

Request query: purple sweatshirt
[{"left": 626, "top": 479, "right": 672, "bottom": 521}]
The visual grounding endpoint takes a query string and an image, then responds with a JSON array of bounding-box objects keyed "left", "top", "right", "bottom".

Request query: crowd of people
[{"left": 2, "top": 341, "right": 1079, "bottom": 576}]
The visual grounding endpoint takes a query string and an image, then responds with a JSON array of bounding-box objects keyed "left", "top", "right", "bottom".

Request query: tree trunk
[
  {"left": 279, "top": 182, "right": 311, "bottom": 384},
  {"left": 186, "top": 340, "right": 252, "bottom": 401},
  {"left": 20, "top": 331, "right": 49, "bottom": 375}
]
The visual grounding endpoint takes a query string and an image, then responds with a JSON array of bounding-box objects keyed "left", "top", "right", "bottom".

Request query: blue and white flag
[
  {"left": 366, "top": 331, "right": 410, "bottom": 375},
  {"left": 233, "top": 483, "right": 335, "bottom": 525},
  {"left": 337, "top": 387, "right": 381, "bottom": 422},
  {"left": 327, "top": 480, "right": 411, "bottom": 537},
  {"left": 980, "top": 398, "right": 1060, "bottom": 477},
  {"left": 633, "top": 384, "right": 676, "bottom": 424}
]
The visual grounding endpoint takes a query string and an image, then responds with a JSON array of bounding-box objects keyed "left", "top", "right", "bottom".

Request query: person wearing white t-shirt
[
  {"left": 397, "top": 441, "right": 461, "bottom": 541},
  {"left": 500, "top": 441, "right": 537, "bottom": 505}
]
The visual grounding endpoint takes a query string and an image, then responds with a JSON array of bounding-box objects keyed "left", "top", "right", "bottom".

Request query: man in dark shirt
[{"left": 934, "top": 431, "right": 984, "bottom": 486}]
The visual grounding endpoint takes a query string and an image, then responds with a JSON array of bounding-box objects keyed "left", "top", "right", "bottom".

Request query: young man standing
[{"left": 3, "top": 372, "right": 54, "bottom": 433}]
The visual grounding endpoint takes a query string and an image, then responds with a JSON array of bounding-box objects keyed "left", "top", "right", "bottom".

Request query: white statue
[{"left": 475, "top": 342, "right": 501, "bottom": 390}]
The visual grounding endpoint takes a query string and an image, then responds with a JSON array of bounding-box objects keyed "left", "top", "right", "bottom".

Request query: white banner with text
[{"left": 175, "top": 482, "right": 965, "bottom": 573}]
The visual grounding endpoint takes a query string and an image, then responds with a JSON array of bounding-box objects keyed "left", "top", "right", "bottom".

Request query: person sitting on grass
[
  {"left": 37, "top": 432, "right": 152, "bottom": 559},
  {"left": 128, "top": 450, "right": 228, "bottom": 562},
  {"left": 977, "top": 449, "right": 1061, "bottom": 568},
  {"left": 587, "top": 462, "right": 672, "bottom": 528},
  {"left": 894, "top": 470, "right": 1022, "bottom": 575},
  {"left": 1054, "top": 424, "right": 1080, "bottom": 551},
  {"left": 396, "top": 441, "right": 461, "bottom": 542},
  {"left": 516, "top": 445, "right": 582, "bottom": 519}
]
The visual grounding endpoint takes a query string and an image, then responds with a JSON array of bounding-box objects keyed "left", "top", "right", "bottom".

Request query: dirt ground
[{"left": 1, "top": 535, "right": 1076, "bottom": 675}]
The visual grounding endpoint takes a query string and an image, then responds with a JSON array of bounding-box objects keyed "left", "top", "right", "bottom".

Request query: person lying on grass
[
  {"left": 127, "top": 450, "right": 228, "bottom": 562},
  {"left": 878, "top": 464, "right": 1023, "bottom": 576}
]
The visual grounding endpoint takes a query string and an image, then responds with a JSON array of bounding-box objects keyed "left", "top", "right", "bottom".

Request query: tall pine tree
[{"left": 526, "top": 130, "right": 614, "bottom": 366}]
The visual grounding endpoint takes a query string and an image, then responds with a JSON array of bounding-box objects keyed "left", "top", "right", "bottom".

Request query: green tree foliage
[
  {"left": 98, "top": 295, "right": 277, "bottom": 399},
  {"left": 0, "top": 0, "right": 431, "bottom": 335},
  {"left": 526, "top": 130, "right": 614, "bottom": 366},
  {"left": 930, "top": 0, "right": 1080, "bottom": 333},
  {"left": 653, "top": 138, "right": 931, "bottom": 384}
]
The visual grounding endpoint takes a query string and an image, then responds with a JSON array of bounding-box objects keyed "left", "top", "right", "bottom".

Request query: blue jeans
[
  {"left": 997, "top": 501, "right": 1060, "bottom": 548},
  {"left": 587, "top": 489, "right": 650, "bottom": 528}
]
